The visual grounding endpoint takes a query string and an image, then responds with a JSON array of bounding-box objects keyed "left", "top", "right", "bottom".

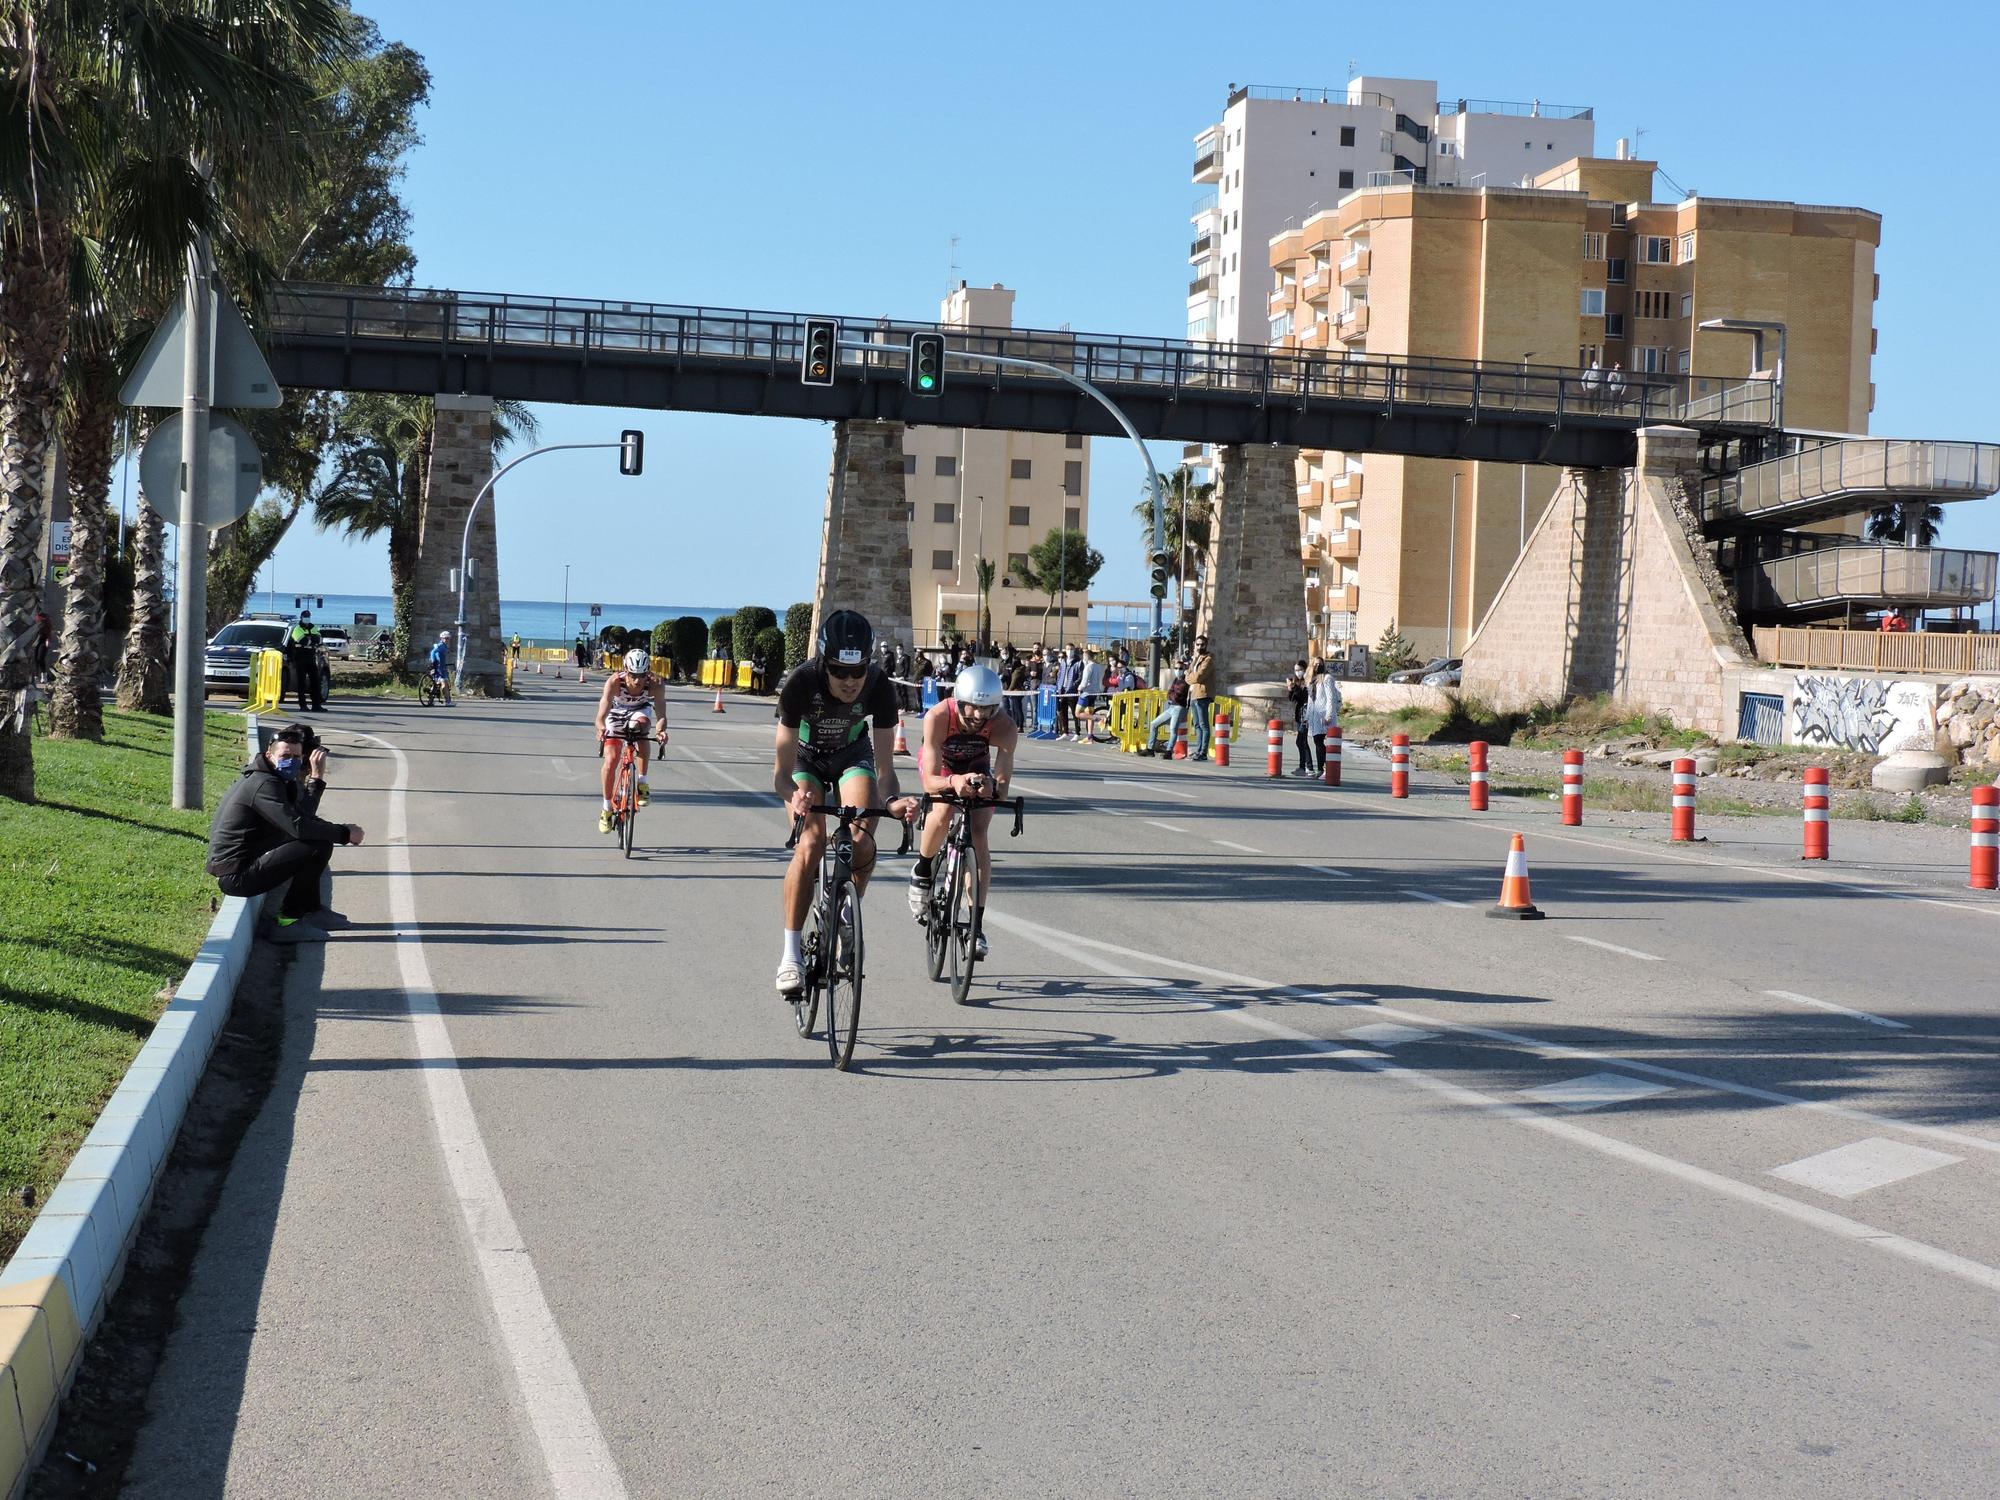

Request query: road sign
[
  {"left": 120, "top": 280, "right": 281, "bottom": 409},
  {"left": 138, "top": 413, "right": 264, "bottom": 527},
  {"left": 590, "top": 603, "right": 602, "bottom": 617}
]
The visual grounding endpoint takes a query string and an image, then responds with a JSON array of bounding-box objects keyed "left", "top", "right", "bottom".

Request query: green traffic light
[{"left": 919, "top": 375, "right": 935, "bottom": 390}]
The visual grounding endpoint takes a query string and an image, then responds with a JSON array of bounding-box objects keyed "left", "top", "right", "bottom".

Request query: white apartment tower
[{"left": 1188, "top": 79, "right": 1596, "bottom": 347}]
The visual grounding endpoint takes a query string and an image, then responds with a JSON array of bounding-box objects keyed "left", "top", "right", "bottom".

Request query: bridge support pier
[
  {"left": 1197, "top": 442, "right": 1304, "bottom": 688},
  {"left": 413, "top": 394, "right": 504, "bottom": 695},
  {"left": 813, "top": 420, "right": 913, "bottom": 660}
]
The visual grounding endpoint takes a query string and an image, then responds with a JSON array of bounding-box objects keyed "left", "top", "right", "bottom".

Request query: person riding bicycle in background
[
  {"left": 427, "top": 630, "right": 451, "bottom": 694},
  {"left": 594, "top": 647, "right": 669, "bottom": 832},
  {"left": 772, "top": 609, "right": 915, "bottom": 996},
  {"left": 908, "top": 664, "right": 1018, "bottom": 960}
]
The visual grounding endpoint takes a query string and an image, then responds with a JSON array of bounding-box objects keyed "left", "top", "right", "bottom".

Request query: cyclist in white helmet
[
  {"left": 593, "top": 645, "right": 668, "bottom": 832},
  {"left": 908, "top": 662, "right": 1018, "bottom": 959}
]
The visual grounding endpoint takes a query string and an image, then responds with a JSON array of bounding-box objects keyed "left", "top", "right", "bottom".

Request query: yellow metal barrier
[
  {"left": 243, "top": 649, "right": 284, "bottom": 715},
  {"left": 503, "top": 651, "right": 515, "bottom": 693},
  {"left": 735, "top": 661, "right": 754, "bottom": 690},
  {"left": 1107, "top": 689, "right": 1239, "bottom": 753}
]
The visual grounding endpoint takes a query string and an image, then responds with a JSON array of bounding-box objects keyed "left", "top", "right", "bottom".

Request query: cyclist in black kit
[{"left": 771, "top": 610, "right": 916, "bottom": 996}]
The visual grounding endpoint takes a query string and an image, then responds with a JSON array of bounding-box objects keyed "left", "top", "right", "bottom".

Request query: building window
[
  {"left": 1605, "top": 313, "right": 1626, "bottom": 340},
  {"left": 1578, "top": 344, "right": 1600, "bottom": 367},
  {"left": 1269, "top": 311, "right": 1294, "bottom": 340},
  {"left": 1680, "top": 293, "right": 1694, "bottom": 319},
  {"left": 1338, "top": 170, "right": 1354, "bottom": 189},
  {"left": 1340, "top": 126, "right": 1355, "bottom": 147},
  {"left": 1008, "top": 504, "right": 1030, "bottom": 527},
  {"left": 1010, "top": 458, "right": 1032, "bottom": 480},
  {"left": 1678, "top": 233, "right": 1696, "bottom": 262},
  {"left": 907, "top": 505, "right": 915, "bottom": 523},
  {"left": 1676, "top": 348, "right": 1691, "bottom": 373},
  {"left": 1638, "top": 347, "right": 1663, "bottom": 373},
  {"left": 1607, "top": 257, "right": 1627, "bottom": 283},
  {"left": 1065, "top": 506, "right": 1081, "bottom": 530},
  {"left": 1065, "top": 434, "right": 1083, "bottom": 449},
  {"left": 935, "top": 454, "right": 956, "bottom": 477},
  {"left": 902, "top": 453, "right": 916, "bottom": 475},
  {"left": 1008, "top": 552, "right": 1028, "bottom": 573},
  {"left": 1064, "top": 460, "right": 1083, "bottom": 496},
  {"left": 933, "top": 502, "right": 955, "bottom": 524},
  {"left": 1436, "top": 141, "right": 1457, "bottom": 158},
  {"left": 931, "top": 549, "right": 954, "bottom": 572},
  {"left": 1641, "top": 235, "right": 1672, "bottom": 264},
  {"left": 1580, "top": 288, "right": 1605, "bottom": 318},
  {"left": 1582, "top": 232, "right": 1605, "bottom": 260},
  {"left": 1637, "top": 289, "right": 1672, "bottom": 320}
]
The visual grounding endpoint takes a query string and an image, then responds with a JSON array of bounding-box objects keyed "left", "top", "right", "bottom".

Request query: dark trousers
[
  {"left": 286, "top": 651, "right": 317, "bottom": 709},
  {"left": 1296, "top": 724, "right": 1320, "bottom": 771},
  {"left": 216, "top": 840, "right": 331, "bottom": 918}
]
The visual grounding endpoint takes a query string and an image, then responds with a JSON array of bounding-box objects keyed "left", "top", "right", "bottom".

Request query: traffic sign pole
[{"left": 171, "top": 239, "right": 213, "bottom": 812}]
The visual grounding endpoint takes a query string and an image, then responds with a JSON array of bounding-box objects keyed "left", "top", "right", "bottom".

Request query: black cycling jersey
[{"left": 776, "top": 658, "right": 899, "bottom": 747}]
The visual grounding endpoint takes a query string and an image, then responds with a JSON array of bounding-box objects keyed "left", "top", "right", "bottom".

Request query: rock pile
[{"left": 1938, "top": 677, "right": 2000, "bottom": 766}]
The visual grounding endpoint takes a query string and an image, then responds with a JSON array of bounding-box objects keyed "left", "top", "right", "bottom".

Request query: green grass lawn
[{"left": 0, "top": 708, "right": 246, "bottom": 1264}]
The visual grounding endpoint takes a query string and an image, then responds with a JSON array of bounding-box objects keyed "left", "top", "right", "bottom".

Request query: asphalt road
[{"left": 121, "top": 674, "right": 2000, "bottom": 1498}]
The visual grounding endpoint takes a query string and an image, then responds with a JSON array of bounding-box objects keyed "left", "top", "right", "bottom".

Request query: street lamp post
[
  {"left": 562, "top": 563, "right": 569, "bottom": 648},
  {"left": 454, "top": 432, "right": 643, "bottom": 693},
  {"left": 1696, "top": 318, "right": 1787, "bottom": 433}
]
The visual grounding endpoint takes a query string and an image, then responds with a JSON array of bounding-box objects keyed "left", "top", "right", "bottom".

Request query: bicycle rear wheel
[
  {"left": 793, "top": 903, "right": 823, "bottom": 1038},
  {"left": 620, "top": 757, "right": 637, "bottom": 857},
  {"left": 946, "top": 847, "right": 979, "bottom": 1005},
  {"left": 924, "top": 844, "right": 955, "bottom": 982},
  {"left": 825, "top": 886, "right": 862, "bottom": 1070}
]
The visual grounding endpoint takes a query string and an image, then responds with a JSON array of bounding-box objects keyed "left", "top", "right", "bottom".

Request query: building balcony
[
  {"left": 1326, "top": 583, "right": 1359, "bottom": 613},
  {"left": 1192, "top": 142, "right": 1222, "bottom": 184},
  {"left": 1297, "top": 478, "right": 1325, "bottom": 508},
  {"left": 1188, "top": 232, "right": 1213, "bottom": 261},
  {"left": 1188, "top": 273, "right": 1218, "bottom": 300},
  {"left": 1189, "top": 189, "right": 1218, "bottom": 222},
  {"left": 1293, "top": 319, "right": 1331, "bottom": 350},
  {"left": 1329, "top": 469, "right": 1364, "bottom": 502},
  {"left": 1336, "top": 304, "right": 1370, "bottom": 342},
  {"left": 1740, "top": 545, "right": 1998, "bottom": 622},
  {"left": 1327, "top": 527, "right": 1362, "bottom": 562},
  {"left": 1268, "top": 284, "right": 1295, "bottom": 315},
  {"left": 1300, "top": 266, "right": 1329, "bottom": 301},
  {"left": 1339, "top": 247, "right": 1371, "bottom": 286},
  {"left": 1182, "top": 442, "right": 1208, "bottom": 464}
]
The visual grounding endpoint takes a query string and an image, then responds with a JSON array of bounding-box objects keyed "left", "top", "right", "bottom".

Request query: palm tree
[
  {"left": 974, "top": 556, "right": 996, "bottom": 646},
  {"left": 115, "top": 497, "right": 171, "bottom": 713},
  {"left": 1132, "top": 465, "right": 1215, "bottom": 620},
  {"left": 1866, "top": 502, "right": 1943, "bottom": 548},
  {"left": 0, "top": 0, "right": 352, "bottom": 800}
]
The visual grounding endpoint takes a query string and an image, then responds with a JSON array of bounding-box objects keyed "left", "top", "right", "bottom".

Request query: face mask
[{"left": 272, "top": 754, "right": 302, "bottom": 779}]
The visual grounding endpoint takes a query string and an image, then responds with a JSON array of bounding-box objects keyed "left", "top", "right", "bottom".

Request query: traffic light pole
[{"left": 846, "top": 340, "right": 1171, "bottom": 683}]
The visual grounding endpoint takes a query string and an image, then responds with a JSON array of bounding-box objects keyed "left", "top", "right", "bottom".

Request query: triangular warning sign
[{"left": 119, "top": 276, "right": 282, "bottom": 409}]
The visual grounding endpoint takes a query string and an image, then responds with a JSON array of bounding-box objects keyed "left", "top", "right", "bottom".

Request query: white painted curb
[{"left": 0, "top": 718, "right": 267, "bottom": 1499}]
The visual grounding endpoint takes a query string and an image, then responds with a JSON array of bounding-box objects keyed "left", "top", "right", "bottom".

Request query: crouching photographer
[{"left": 206, "top": 722, "right": 365, "bottom": 943}]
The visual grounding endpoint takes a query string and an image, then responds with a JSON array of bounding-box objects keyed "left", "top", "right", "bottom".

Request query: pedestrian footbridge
[{"left": 1698, "top": 436, "right": 2000, "bottom": 530}]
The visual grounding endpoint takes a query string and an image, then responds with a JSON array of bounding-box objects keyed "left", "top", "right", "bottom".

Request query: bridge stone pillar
[
  {"left": 413, "top": 395, "right": 502, "bottom": 694},
  {"left": 813, "top": 420, "right": 913, "bottom": 656},
  {"left": 1197, "top": 443, "right": 1305, "bottom": 688}
]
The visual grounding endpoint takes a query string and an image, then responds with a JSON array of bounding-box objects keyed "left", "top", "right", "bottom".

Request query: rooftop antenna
[
  {"left": 948, "top": 233, "right": 961, "bottom": 292},
  {"left": 1347, "top": 58, "right": 1357, "bottom": 79}
]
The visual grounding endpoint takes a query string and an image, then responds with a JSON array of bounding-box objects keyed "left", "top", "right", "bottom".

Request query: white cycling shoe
[
  {"left": 974, "top": 932, "right": 989, "bottom": 961},
  {"left": 775, "top": 959, "right": 805, "bottom": 997},
  {"left": 907, "top": 871, "right": 931, "bottom": 918}
]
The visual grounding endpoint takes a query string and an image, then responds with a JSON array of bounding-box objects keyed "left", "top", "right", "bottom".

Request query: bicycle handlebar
[
  {"left": 920, "top": 790, "right": 1027, "bottom": 838},
  {"left": 785, "top": 802, "right": 917, "bottom": 856}
]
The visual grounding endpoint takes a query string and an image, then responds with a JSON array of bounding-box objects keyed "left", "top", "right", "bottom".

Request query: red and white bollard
[
  {"left": 1802, "top": 767, "right": 1830, "bottom": 861},
  {"left": 1671, "top": 757, "right": 1698, "bottom": 842},
  {"left": 1561, "top": 749, "right": 1584, "bottom": 826},
  {"left": 1390, "top": 733, "right": 1410, "bottom": 798},
  {"left": 1971, "top": 785, "right": 1998, "bottom": 891},
  {"left": 1265, "top": 718, "right": 1284, "bottom": 778},
  {"left": 1323, "top": 726, "right": 1342, "bottom": 786},
  {"left": 1172, "top": 713, "right": 1189, "bottom": 760},
  {"left": 1214, "top": 711, "right": 1232, "bottom": 768},
  {"left": 1469, "top": 740, "right": 1489, "bottom": 811}
]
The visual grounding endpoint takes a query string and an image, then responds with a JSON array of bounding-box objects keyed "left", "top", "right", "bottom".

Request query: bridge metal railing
[
  {"left": 1743, "top": 545, "right": 1998, "bottom": 613},
  {"left": 266, "top": 283, "right": 1769, "bottom": 432},
  {"left": 1700, "top": 435, "right": 2000, "bottom": 524}
]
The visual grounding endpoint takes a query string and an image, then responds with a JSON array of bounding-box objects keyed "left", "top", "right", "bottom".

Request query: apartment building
[
  {"left": 1189, "top": 80, "right": 1595, "bottom": 349},
  {"left": 1269, "top": 154, "right": 1880, "bottom": 657},
  {"left": 900, "top": 283, "right": 1092, "bottom": 646}
]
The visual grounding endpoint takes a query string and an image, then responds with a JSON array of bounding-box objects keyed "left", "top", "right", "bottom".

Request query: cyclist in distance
[
  {"left": 427, "top": 630, "right": 451, "bottom": 694},
  {"left": 908, "top": 664, "right": 1018, "bottom": 959},
  {"left": 772, "top": 609, "right": 915, "bottom": 996},
  {"left": 594, "top": 647, "right": 669, "bottom": 832}
]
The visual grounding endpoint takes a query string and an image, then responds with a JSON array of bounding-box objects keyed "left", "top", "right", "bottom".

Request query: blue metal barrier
[
  {"left": 1032, "top": 686, "right": 1059, "bottom": 739},
  {"left": 920, "top": 678, "right": 940, "bottom": 711}
]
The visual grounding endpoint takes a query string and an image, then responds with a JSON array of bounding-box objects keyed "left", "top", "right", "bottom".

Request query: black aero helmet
[{"left": 817, "top": 609, "right": 872, "bottom": 671}]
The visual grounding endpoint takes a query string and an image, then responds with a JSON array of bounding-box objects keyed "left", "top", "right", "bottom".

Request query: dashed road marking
[
  {"left": 1521, "top": 1073, "right": 1674, "bottom": 1111},
  {"left": 1212, "top": 839, "right": 1261, "bottom": 853},
  {"left": 1404, "top": 889, "right": 1472, "bottom": 909},
  {"left": 1764, "top": 989, "right": 1909, "bottom": 1030},
  {"left": 1769, "top": 1138, "right": 1962, "bottom": 1199},
  {"left": 1564, "top": 935, "right": 1665, "bottom": 962},
  {"left": 1344, "top": 1022, "right": 1439, "bottom": 1048},
  {"left": 1145, "top": 820, "right": 1190, "bottom": 834},
  {"left": 1302, "top": 864, "right": 1357, "bottom": 880}
]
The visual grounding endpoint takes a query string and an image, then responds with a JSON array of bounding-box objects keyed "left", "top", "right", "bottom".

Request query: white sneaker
[{"left": 775, "top": 959, "right": 805, "bottom": 996}]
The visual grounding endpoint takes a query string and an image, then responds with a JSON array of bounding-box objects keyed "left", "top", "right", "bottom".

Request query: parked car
[
  {"left": 203, "top": 619, "right": 327, "bottom": 698},
  {"left": 1421, "top": 660, "right": 1464, "bottom": 687},
  {"left": 318, "top": 625, "right": 350, "bottom": 659},
  {"left": 1388, "top": 657, "right": 1455, "bottom": 685}
]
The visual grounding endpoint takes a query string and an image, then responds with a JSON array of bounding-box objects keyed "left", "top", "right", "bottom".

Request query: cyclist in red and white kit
[{"left": 907, "top": 664, "right": 1018, "bottom": 959}]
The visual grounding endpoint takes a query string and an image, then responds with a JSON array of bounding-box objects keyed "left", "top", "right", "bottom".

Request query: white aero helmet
[
  {"left": 953, "top": 664, "right": 1004, "bottom": 711},
  {"left": 438, "top": 630, "right": 451, "bottom": 640},
  {"left": 623, "top": 647, "right": 652, "bottom": 674}
]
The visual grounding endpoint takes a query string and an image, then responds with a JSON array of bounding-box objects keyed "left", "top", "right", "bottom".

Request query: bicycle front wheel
[
  {"left": 825, "top": 886, "right": 862, "bottom": 1070},
  {"left": 620, "top": 761, "right": 638, "bottom": 857},
  {"left": 793, "top": 904, "right": 823, "bottom": 1039},
  {"left": 946, "top": 848, "right": 980, "bottom": 1005}
]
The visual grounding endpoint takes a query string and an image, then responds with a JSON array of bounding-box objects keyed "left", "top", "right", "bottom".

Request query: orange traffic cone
[
  {"left": 1488, "top": 833, "right": 1545, "bottom": 920},
  {"left": 578, "top": 667, "right": 587, "bottom": 684},
  {"left": 893, "top": 716, "right": 909, "bottom": 755},
  {"left": 711, "top": 688, "right": 726, "bottom": 713}
]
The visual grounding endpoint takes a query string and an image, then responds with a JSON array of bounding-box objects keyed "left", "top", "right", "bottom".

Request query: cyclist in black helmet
[{"left": 771, "top": 609, "right": 917, "bottom": 996}]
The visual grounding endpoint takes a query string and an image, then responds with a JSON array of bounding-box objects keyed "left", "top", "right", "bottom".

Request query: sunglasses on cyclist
[{"left": 826, "top": 662, "right": 868, "bottom": 681}]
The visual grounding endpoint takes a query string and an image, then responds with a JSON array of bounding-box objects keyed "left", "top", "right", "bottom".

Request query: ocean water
[{"left": 254, "top": 593, "right": 733, "bottom": 644}]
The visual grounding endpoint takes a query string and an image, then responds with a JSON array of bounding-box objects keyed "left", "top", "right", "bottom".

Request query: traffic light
[
  {"left": 908, "top": 332, "right": 944, "bottom": 395},
  {"left": 802, "top": 318, "right": 839, "bottom": 386},
  {"left": 1148, "top": 549, "right": 1171, "bottom": 599},
  {"left": 618, "top": 429, "right": 644, "bottom": 476}
]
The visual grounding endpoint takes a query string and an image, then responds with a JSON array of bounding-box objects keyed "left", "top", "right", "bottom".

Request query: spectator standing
[
  {"left": 1003, "top": 647, "right": 1028, "bottom": 728},
  {"left": 285, "top": 611, "right": 322, "bottom": 712},
  {"left": 1075, "top": 649, "right": 1106, "bottom": 742},
  {"left": 1306, "top": 657, "right": 1341, "bottom": 776},
  {"left": 575, "top": 635, "right": 590, "bottom": 669},
  {"left": 1287, "top": 660, "right": 1314, "bottom": 774},
  {"left": 1185, "top": 634, "right": 1216, "bottom": 761},
  {"left": 206, "top": 722, "right": 364, "bottom": 943}
]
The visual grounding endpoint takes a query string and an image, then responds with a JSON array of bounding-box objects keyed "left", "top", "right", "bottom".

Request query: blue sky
[{"left": 236, "top": 0, "right": 2000, "bottom": 616}]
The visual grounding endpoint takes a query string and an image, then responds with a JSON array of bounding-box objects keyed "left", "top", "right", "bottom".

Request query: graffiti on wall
[{"left": 1788, "top": 675, "right": 1936, "bottom": 755}]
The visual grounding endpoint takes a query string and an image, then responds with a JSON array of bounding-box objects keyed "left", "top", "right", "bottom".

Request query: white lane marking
[
  {"left": 1302, "top": 864, "right": 1357, "bottom": 880},
  {"left": 1093, "top": 805, "right": 1132, "bottom": 817},
  {"left": 546, "top": 756, "right": 579, "bottom": 781},
  {"left": 676, "top": 742, "right": 777, "bottom": 800},
  {"left": 351, "top": 732, "right": 629, "bottom": 1500},
  {"left": 985, "top": 908, "right": 2000, "bottom": 1297},
  {"left": 1564, "top": 934, "right": 1665, "bottom": 963},
  {"left": 1344, "top": 1022, "right": 1439, "bottom": 1048},
  {"left": 1212, "top": 839, "right": 1262, "bottom": 854},
  {"left": 1764, "top": 989, "right": 1911, "bottom": 1031},
  {"left": 1521, "top": 1073, "right": 1675, "bottom": 1111},
  {"left": 1108, "top": 778, "right": 1198, "bottom": 801},
  {"left": 1145, "top": 820, "right": 1190, "bottom": 834},
  {"left": 1006, "top": 778, "right": 1080, "bottom": 802},
  {"left": 979, "top": 910, "right": 2000, "bottom": 1162},
  {"left": 1769, "top": 1138, "right": 1962, "bottom": 1199},
  {"left": 1403, "top": 889, "right": 1471, "bottom": 909}
]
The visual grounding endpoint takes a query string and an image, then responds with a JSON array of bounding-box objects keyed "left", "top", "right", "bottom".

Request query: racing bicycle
[
  {"left": 784, "top": 802, "right": 913, "bottom": 1070},
  {"left": 916, "top": 787, "right": 1026, "bottom": 1004},
  {"left": 599, "top": 724, "right": 660, "bottom": 857},
  {"left": 420, "top": 668, "right": 452, "bottom": 708}
]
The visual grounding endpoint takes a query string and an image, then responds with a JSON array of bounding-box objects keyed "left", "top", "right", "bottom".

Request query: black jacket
[{"left": 206, "top": 758, "right": 350, "bottom": 876}]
